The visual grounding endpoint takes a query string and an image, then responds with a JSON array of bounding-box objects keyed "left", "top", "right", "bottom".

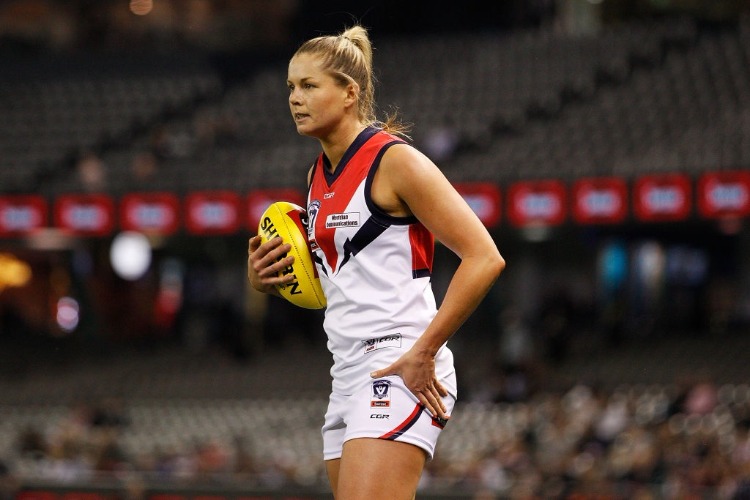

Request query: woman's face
[{"left": 287, "top": 53, "right": 351, "bottom": 138}]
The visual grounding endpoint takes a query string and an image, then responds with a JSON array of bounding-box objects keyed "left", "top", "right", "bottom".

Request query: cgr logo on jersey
[{"left": 371, "top": 379, "right": 391, "bottom": 408}]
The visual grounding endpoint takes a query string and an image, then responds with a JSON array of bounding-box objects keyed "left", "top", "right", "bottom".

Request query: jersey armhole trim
[{"left": 365, "top": 141, "right": 418, "bottom": 226}]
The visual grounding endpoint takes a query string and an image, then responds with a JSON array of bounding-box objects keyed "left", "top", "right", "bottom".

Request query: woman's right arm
[{"left": 247, "top": 235, "right": 296, "bottom": 296}]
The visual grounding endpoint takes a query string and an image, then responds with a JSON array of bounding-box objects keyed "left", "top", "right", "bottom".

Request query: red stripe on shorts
[{"left": 379, "top": 403, "right": 424, "bottom": 440}]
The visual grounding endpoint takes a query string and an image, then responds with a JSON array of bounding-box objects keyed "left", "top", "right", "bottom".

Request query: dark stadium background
[{"left": 1, "top": 0, "right": 750, "bottom": 498}]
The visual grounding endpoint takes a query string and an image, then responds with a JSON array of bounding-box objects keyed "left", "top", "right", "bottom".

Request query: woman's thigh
[
  {"left": 325, "top": 458, "right": 341, "bottom": 498},
  {"left": 333, "top": 437, "right": 426, "bottom": 500}
]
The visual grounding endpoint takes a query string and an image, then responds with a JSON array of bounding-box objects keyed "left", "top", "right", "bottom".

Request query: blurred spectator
[
  {"left": 232, "top": 435, "right": 259, "bottom": 476},
  {"left": 192, "top": 110, "right": 240, "bottom": 151},
  {"left": 0, "top": 459, "right": 18, "bottom": 500},
  {"left": 0, "top": 0, "right": 76, "bottom": 52},
  {"left": 594, "top": 391, "right": 630, "bottom": 446},
  {"left": 683, "top": 380, "right": 719, "bottom": 416},
  {"left": 16, "top": 425, "right": 46, "bottom": 459},
  {"left": 707, "top": 277, "right": 737, "bottom": 335},
  {"left": 150, "top": 125, "right": 195, "bottom": 161},
  {"left": 493, "top": 307, "right": 536, "bottom": 403},
  {"left": 92, "top": 431, "right": 129, "bottom": 473},
  {"left": 498, "top": 306, "right": 535, "bottom": 371},
  {"left": 421, "top": 117, "right": 459, "bottom": 163},
  {"left": 48, "top": 401, "right": 92, "bottom": 447},
  {"left": 43, "top": 434, "right": 90, "bottom": 482},
  {"left": 76, "top": 150, "right": 106, "bottom": 192},
  {"left": 194, "top": 439, "right": 231, "bottom": 479},
  {"left": 470, "top": 448, "right": 512, "bottom": 496},
  {"left": 670, "top": 376, "right": 720, "bottom": 417},
  {"left": 91, "top": 397, "right": 130, "bottom": 428},
  {"left": 539, "top": 286, "right": 576, "bottom": 366},
  {"left": 131, "top": 151, "right": 159, "bottom": 182}
]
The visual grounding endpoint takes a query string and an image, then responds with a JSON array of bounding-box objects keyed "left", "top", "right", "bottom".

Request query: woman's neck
[{"left": 320, "top": 122, "right": 367, "bottom": 173}]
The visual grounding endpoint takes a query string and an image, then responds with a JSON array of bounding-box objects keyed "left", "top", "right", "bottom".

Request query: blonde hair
[{"left": 293, "top": 25, "right": 409, "bottom": 137}]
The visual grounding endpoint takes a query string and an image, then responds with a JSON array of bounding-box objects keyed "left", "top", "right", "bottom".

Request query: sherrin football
[{"left": 257, "top": 201, "right": 326, "bottom": 309}]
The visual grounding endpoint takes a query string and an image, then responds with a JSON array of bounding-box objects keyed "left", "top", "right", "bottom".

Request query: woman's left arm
[{"left": 369, "top": 144, "right": 505, "bottom": 419}]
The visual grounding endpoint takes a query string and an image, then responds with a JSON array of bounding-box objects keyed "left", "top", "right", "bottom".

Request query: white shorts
[{"left": 322, "top": 376, "right": 456, "bottom": 461}]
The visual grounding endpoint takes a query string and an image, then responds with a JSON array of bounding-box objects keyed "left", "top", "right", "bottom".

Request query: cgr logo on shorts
[{"left": 371, "top": 379, "right": 391, "bottom": 408}]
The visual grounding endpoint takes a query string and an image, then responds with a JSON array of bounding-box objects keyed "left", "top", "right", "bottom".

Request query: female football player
[{"left": 248, "top": 25, "right": 505, "bottom": 499}]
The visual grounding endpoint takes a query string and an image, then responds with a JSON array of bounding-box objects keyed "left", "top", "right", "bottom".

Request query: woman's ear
[{"left": 343, "top": 82, "right": 360, "bottom": 108}]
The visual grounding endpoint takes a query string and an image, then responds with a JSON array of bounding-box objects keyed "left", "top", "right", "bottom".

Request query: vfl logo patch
[
  {"left": 307, "top": 200, "right": 321, "bottom": 235},
  {"left": 325, "top": 212, "right": 360, "bottom": 229},
  {"left": 363, "top": 333, "right": 402, "bottom": 354},
  {"left": 307, "top": 200, "right": 321, "bottom": 250},
  {"left": 371, "top": 380, "right": 391, "bottom": 408}
]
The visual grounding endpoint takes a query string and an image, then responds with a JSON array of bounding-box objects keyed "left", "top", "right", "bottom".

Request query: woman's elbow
[{"left": 488, "top": 249, "right": 506, "bottom": 279}]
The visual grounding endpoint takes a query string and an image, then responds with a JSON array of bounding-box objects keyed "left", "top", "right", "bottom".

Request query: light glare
[{"left": 110, "top": 231, "right": 152, "bottom": 280}]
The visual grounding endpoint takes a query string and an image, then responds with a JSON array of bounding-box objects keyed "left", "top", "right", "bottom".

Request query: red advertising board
[
  {"left": 17, "top": 492, "right": 59, "bottom": 500},
  {"left": 633, "top": 173, "right": 692, "bottom": 222},
  {"left": 54, "top": 194, "right": 115, "bottom": 236},
  {"left": 507, "top": 180, "right": 566, "bottom": 227},
  {"left": 697, "top": 170, "right": 750, "bottom": 218},
  {"left": 454, "top": 182, "right": 502, "bottom": 227},
  {"left": 0, "top": 195, "right": 47, "bottom": 235},
  {"left": 572, "top": 177, "right": 628, "bottom": 224},
  {"left": 184, "top": 191, "right": 242, "bottom": 235},
  {"left": 246, "top": 188, "right": 307, "bottom": 231},
  {"left": 18, "top": 490, "right": 320, "bottom": 500},
  {"left": 120, "top": 192, "right": 181, "bottom": 235}
]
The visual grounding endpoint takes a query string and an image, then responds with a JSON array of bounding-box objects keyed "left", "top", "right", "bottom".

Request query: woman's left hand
[{"left": 370, "top": 348, "right": 449, "bottom": 421}]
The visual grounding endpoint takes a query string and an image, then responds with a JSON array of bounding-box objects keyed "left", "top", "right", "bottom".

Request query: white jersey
[{"left": 307, "top": 127, "right": 457, "bottom": 397}]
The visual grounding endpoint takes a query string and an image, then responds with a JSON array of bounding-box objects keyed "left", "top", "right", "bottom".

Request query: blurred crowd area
[
  {"left": 1, "top": 0, "right": 748, "bottom": 55},
  {"left": 0, "top": 318, "right": 749, "bottom": 499},
  {"left": 1, "top": 380, "right": 750, "bottom": 498},
  {"left": 0, "top": 0, "right": 298, "bottom": 53}
]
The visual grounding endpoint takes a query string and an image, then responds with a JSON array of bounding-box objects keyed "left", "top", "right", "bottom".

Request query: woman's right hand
[{"left": 247, "top": 235, "right": 296, "bottom": 295}]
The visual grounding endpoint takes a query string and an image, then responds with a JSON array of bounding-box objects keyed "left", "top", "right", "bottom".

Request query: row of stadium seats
[
  {"left": 4, "top": 15, "right": 727, "bottom": 197},
  {"left": 0, "top": 342, "right": 335, "bottom": 406},
  {"left": 0, "top": 53, "right": 222, "bottom": 193},
  {"left": 140, "top": 17, "right": 702, "bottom": 191},
  {"left": 1, "top": 328, "right": 749, "bottom": 419},
  {"left": 104, "top": 14, "right": 747, "bottom": 192},
  {"left": 448, "top": 17, "right": 750, "bottom": 182}
]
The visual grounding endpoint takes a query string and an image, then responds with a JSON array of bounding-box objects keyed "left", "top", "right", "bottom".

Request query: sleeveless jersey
[{"left": 306, "top": 127, "right": 457, "bottom": 397}]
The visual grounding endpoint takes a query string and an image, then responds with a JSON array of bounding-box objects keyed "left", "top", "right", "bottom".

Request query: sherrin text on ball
[{"left": 257, "top": 201, "right": 326, "bottom": 309}]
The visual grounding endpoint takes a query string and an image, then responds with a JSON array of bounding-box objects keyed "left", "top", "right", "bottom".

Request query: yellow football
[{"left": 257, "top": 201, "right": 326, "bottom": 309}]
